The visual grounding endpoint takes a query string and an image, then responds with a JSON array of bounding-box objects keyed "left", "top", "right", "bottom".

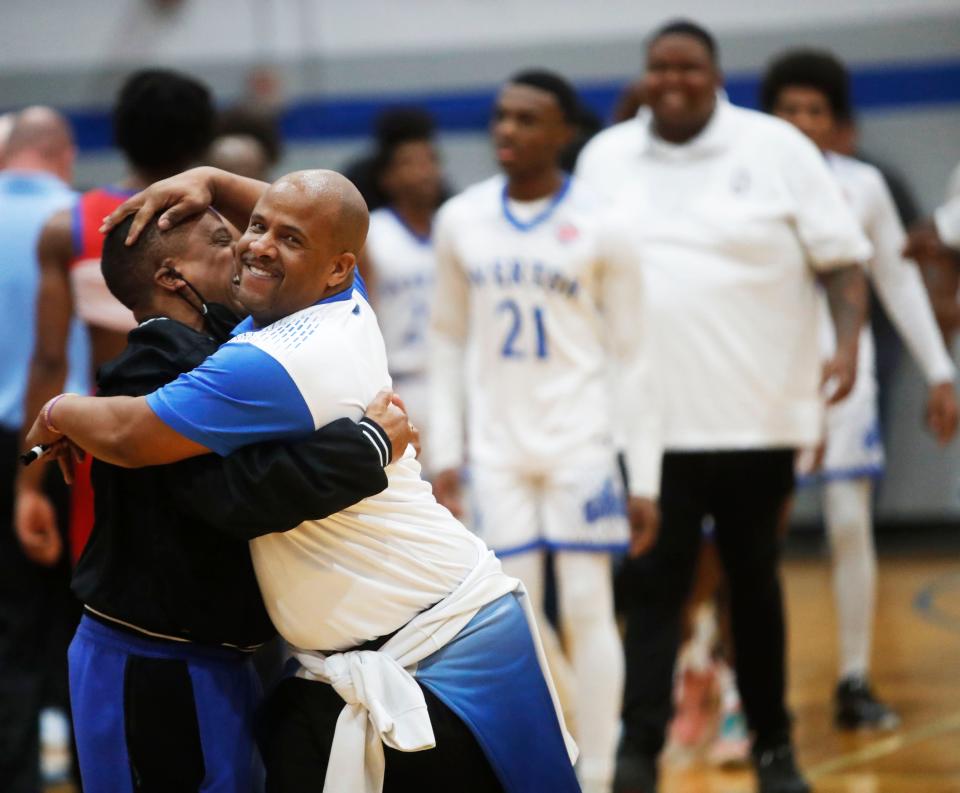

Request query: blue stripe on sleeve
[{"left": 145, "top": 341, "right": 315, "bottom": 456}]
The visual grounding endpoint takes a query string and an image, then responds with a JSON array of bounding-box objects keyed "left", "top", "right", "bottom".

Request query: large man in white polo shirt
[{"left": 576, "top": 20, "right": 871, "bottom": 793}]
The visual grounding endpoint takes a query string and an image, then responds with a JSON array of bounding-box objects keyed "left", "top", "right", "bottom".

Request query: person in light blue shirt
[{"left": 0, "top": 107, "right": 89, "bottom": 793}]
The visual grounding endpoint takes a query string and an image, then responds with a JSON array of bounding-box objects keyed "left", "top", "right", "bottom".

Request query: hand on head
[{"left": 99, "top": 166, "right": 221, "bottom": 245}]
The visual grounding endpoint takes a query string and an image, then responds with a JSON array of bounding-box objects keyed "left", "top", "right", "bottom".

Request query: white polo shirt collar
[{"left": 637, "top": 94, "right": 733, "bottom": 162}]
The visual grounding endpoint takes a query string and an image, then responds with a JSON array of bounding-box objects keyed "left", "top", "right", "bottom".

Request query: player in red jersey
[{"left": 16, "top": 70, "right": 216, "bottom": 568}]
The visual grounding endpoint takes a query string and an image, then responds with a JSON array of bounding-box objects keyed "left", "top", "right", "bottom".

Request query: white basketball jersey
[
  {"left": 819, "top": 153, "right": 953, "bottom": 396},
  {"left": 430, "top": 175, "right": 632, "bottom": 474},
  {"left": 365, "top": 208, "right": 435, "bottom": 377}
]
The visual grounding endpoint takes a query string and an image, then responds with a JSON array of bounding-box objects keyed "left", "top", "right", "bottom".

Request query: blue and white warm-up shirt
[{"left": 146, "top": 283, "right": 486, "bottom": 652}]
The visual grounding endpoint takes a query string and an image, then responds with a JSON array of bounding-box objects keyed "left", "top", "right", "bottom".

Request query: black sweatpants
[
  {"left": 258, "top": 675, "right": 505, "bottom": 793},
  {"left": 618, "top": 449, "right": 795, "bottom": 756},
  {"left": 0, "top": 429, "right": 81, "bottom": 793}
]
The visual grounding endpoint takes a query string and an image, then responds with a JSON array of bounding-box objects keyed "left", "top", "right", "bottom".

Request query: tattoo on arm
[{"left": 820, "top": 265, "right": 868, "bottom": 354}]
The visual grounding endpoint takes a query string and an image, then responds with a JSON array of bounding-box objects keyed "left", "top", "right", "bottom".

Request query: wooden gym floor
[
  {"left": 49, "top": 551, "right": 960, "bottom": 793},
  {"left": 662, "top": 552, "right": 960, "bottom": 793}
]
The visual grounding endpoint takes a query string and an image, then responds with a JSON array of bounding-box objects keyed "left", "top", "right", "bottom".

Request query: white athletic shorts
[
  {"left": 799, "top": 369, "right": 884, "bottom": 484},
  {"left": 822, "top": 378, "right": 884, "bottom": 479},
  {"left": 467, "top": 453, "right": 629, "bottom": 557}
]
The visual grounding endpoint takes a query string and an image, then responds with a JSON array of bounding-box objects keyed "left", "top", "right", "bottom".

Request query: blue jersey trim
[
  {"left": 146, "top": 341, "right": 315, "bottom": 456},
  {"left": 796, "top": 464, "right": 885, "bottom": 488},
  {"left": 353, "top": 271, "right": 369, "bottom": 302},
  {"left": 491, "top": 537, "right": 629, "bottom": 557},
  {"left": 500, "top": 175, "right": 572, "bottom": 233},
  {"left": 493, "top": 539, "right": 545, "bottom": 558},
  {"left": 230, "top": 281, "right": 367, "bottom": 336},
  {"left": 70, "top": 197, "right": 83, "bottom": 259},
  {"left": 387, "top": 207, "right": 432, "bottom": 246},
  {"left": 546, "top": 541, "right": 629, "bottom": 554}
]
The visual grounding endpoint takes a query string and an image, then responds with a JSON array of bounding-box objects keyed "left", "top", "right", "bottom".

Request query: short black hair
[
  {"left": 760, "top": 49, "right": 852, "bottom": 121},
  {"left": 114, "top": 69, "right": 216, "bottom": 175},
  {"left": 508, "top": 69, "right": 580, "bottom": 124},
  {"left": 216, "top": 106, "right": 283, "bottom": 166},
  {"left": 101, "top": 212, "right": 190, "bottom": 311},
  {"left": 370, "top": 107, "right": 437, "bottom": 184},
  {"left": 648, "top": 19, "right": 718, "bottom": 64}
]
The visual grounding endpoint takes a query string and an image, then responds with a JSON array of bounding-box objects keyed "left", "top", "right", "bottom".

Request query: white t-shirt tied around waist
[{"left": 294, "top": 549, "right": 577, "bottom": 793}]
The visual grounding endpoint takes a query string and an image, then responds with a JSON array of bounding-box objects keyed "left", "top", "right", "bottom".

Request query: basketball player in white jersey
[
  {"left": 762, "top": 49, "right": 958, "bottom": 728},
  {"left": 361, "top": 109, "right": 445, "bottom": 476},
  {"left": 27, "top": 166, "right": 581, "bottom": 793},
  {"left": 429, "top": 70, "right": 660, "bottom": 793}
]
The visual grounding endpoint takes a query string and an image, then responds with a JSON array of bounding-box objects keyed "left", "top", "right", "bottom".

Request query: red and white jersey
[
  {"left": 429, "top": 175, "right": 659, "bottom": 496},
  {"left": 70, "top": 188, "right": 137, "bottom": 333}
]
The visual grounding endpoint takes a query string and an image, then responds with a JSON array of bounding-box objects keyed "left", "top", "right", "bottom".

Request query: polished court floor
[
  {"left": 49, "top": 552, "right": 960, "bottom": 793},
  {"left": 663, "top": 553, "right": 960, "bottom": 793}
]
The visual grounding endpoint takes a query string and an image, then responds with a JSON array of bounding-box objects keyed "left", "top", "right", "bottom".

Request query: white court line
[{"left": 807, "top": 709, "right": 960, "bottom": 779}]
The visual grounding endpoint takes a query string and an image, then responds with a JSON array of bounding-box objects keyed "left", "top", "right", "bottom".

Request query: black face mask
[
  {"left": 166, "top": 269, "right": 240, "bottom": 343},
  {"left": 203, "top": 302, "right": 242, "bottom": 344}
]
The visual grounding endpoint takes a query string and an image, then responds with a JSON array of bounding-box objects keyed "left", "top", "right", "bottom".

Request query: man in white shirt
[
  {"left": 430, "top": 69, "right": 659, "bottom": 793},
  {"left": 761, "top": 47, "right": 958, "bottom": 731},
  {"left": 26, "top": 167, "right": 580, "bottom": 793},
  {"left": 576, "top": 20, "right": 871, "bottom": 793}
]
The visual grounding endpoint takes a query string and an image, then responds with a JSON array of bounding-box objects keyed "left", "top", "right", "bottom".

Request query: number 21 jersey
[{"left": 429, "top": 174, "right": 647, "bottom": 477}]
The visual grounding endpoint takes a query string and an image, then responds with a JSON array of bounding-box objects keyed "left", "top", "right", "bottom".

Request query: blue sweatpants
[{"left": 69, "top": 615, "right": 263, "bottom": 793}]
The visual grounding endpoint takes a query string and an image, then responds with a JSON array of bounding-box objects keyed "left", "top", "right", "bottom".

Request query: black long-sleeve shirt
[{"left": 72, "top": 314, "right": 391, "bottom": 649}]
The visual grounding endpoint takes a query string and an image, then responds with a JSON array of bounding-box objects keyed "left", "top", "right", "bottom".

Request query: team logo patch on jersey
[{"left": 556, "top": 223, "right": 580, "bottom": 244}]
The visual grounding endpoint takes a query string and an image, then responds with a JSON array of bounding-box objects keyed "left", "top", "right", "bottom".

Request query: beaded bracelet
[{"left": 42, "top": 393, "right": 77, "bottom": 435}]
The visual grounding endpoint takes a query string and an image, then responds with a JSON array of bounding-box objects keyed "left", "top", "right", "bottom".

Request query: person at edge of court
[
  {"left": 906, "top": 162, "right": 960, "bottom": 342},
  {"left": 0, "top": 107, "right": 90, "bottom": 793},
  {"left": 905, "top": 165, "right": 960, "bottom": 263},
  {"left": 360, "top": 108, "right": 446, "bottom": 479},
  {"left": 27, "top": 165, "right": 581, "bottom": 793},
  {"left": 575, "top": 19, "right": 871, "bottom": 793},
  {"left": 429, "top": 69, "right": 659, "bottom": 793},
  {"left": 761, "top": 48, "right": 959, "bottom": 731},
  {"left": 52, "top": 203, "right": 414, "bottom": 793},
  {"left": 16, "top": 69, "right": 217, "bottom": 571}
]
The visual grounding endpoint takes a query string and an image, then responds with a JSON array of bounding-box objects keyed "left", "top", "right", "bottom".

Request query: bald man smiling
[{"left": 27, "top": 167, "right": 580, "bottom": 793}]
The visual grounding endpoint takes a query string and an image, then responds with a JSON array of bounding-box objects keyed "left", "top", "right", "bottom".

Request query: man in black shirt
[{"left": 61, "top": 207, "right": 412, "bottom": 793}]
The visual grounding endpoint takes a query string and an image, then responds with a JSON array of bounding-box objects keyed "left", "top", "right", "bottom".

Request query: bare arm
[
  {"left": 819, "top": 264, "right": 869, "bottom": 404},
  {"left": 22, "top": 209, "right": 74, "bottom": 448},
  {"left": 919, "top": 253, "right": 960, "bottom": 347},
  {"left": 14, "top": 209, "right": 75, "bottom": 564},
  {"left": 600, "top": 226, "right": 661, "bottom": 556},
  {"left": 100, "top": 167, "right": 269, "bottom": 244},
  {"left": 26, "top": 394, "right": 210, "bottom": 468}
]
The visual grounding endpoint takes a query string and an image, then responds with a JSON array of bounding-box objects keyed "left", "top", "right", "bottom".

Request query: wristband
[{"left": 42, "top": 393, "right": 76, "bottom": 435}]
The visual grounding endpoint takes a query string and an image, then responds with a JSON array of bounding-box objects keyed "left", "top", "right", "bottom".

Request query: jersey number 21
[{"left": 497, "top": 299, "right": 548, "bottom": 359}]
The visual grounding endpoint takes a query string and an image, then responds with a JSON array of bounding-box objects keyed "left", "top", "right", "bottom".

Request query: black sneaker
[
  {"left": 612, "top": 736, "right": 658, "bottom": 793},
  {"left": 835, "top": 675, "right": 901, "bottom": 730},
  {"left": 752, "top": 743, "right": 811, "bottom": 793}
]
